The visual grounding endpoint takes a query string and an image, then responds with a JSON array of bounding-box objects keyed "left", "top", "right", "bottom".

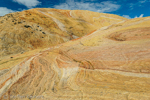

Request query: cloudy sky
[{"left": 0, "top": 0, "right": 150, "bottom": 19}]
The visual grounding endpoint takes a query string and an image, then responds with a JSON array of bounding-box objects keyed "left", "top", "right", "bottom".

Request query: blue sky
[{"left": 0, "top": 0, "right": 150, "bottom": 19}]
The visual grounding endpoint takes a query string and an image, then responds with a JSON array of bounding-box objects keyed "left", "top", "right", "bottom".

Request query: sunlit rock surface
[
  {"left": 0, "top": 8, "right": 126, "bottom": 57},
  {"left": 0, "top": 8, "right": 150, "bottom": 100}
]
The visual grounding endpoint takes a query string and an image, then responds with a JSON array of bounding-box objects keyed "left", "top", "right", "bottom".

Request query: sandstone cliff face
[{"left": 0, "top": 9, "right": 150, "bottom": 100}]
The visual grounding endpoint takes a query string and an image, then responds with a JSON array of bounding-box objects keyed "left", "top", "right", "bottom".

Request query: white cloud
[
  {"left": 134, "top": 14, "right": 144, "bottom": 18},
  {"left": 54, "top": 0, "right": 120, "bottom": 13},
  {"left": 129, "top": 0, "right": 150, "bottom": 9},
  {"left": 122, "top": 15, "right": 132, "bottom": 19},
  {"left": 139, "top": 14, "right": 144, "bottom": 17},
  {"left": 122, "top": 14, "right": 144, "bottom": 19},
  {"left": 13, "top": 0, "right": 41, "bottom": 8},
  {"left": 0, "top": 7, "right": 15, "bottom": 16},
  {"left": 139, "top": 0, "right": 148, "bottom": 3}
]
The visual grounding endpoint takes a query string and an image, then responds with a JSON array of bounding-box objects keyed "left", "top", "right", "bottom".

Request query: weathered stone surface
[
  {"left": 0, "top": 8, "right": 126, "bottom": 57},
  {"left": 0, "top": 9, "right": 150, "bottom": 100}
]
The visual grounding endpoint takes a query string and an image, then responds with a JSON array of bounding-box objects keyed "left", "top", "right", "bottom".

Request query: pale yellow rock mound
[
  {"left": 1, "top": 9, "right": 150, "bottom": 100},
  {"left": 0, "top": 8, "right": 126, "bottom": 57}
]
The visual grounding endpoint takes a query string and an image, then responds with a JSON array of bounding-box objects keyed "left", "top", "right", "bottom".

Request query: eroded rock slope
[
  {"left": 0, "top": 9, "right": 150, "bottom": 100},
  {"left": 0, "top": 8, "right": 126, "bottom": 57}
]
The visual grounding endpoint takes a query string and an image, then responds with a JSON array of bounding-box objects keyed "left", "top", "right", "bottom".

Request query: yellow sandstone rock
[
  {"left": 0, "top": 8, "right": 150, "bottom": 100},
  {"left": 0, "top": 8, "right": 126, "bottom": 57}
]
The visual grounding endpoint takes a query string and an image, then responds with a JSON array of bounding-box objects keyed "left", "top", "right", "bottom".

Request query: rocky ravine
[{"left": 0, "top": 9, "right": 150, "bottom": 100}]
